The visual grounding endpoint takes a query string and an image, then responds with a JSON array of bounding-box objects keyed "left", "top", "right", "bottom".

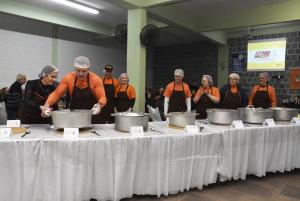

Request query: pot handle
[
  {"left": 247, "top": 105, "right": 256, "bottom": 111},
  {"left": 165, "top": 112, "right": 198, "bottom": 117}
]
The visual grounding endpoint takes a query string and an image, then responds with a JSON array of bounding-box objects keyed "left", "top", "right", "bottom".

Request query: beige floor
[{"left": 122, "top": 169, "right": 300, "bottom": 201}]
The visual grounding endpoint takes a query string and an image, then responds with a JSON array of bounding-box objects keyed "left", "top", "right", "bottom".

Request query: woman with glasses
[{"left": 19, "top": 65, "right": 59, "bottom": 124}]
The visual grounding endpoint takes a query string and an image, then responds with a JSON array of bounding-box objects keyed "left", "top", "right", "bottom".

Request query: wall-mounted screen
[{"left": 247, "top": 38, "right": 286, "bottom": 71}]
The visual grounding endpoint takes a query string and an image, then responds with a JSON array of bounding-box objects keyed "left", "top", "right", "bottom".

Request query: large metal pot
[
  {"left": 238, "top": 107, "right": 273, "bottom": 124},
  {"left": 207, "top": 109, "right": 239, "bottom": 125},
  {"left": 112, "top": 112, "right": 149, "bottom": 132},
  {"left": 51, "top": 109, "right": 92, "bottom": 128},
  {"left": 272, "top": 107, "right": 299, "bottom": 121},
  {"left": 167, "top": 112, "right": 196, "bottom": 128}
]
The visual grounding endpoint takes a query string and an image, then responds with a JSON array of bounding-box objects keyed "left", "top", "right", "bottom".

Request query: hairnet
[
  {"left": 229, "top": 73, "right": 240, "bottom": 80},
  {"left": 119, "top": 73, "right": 129, "bottom": 82},
  {"left": 74, "top": 56, "right": 90, "bottom": 68},
  {"left": 259, "top": 72, "right": 270, "bottom": 81},
  {"left": 174, "top": 69, "right": 184, "bottom": 78},
  {"left": 38, "top": 65, "right": 58, "bottom": 78},
  {"left": 203, "top": 75, "right": 213, "bottom": 87}
]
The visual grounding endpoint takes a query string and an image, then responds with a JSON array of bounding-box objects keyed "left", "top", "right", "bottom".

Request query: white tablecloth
[
  {"left": 217, "top": 123, "right": 300, "bottom": 181},
  {"left": 0, "top": 122, "right": 299, "bottom": 201},
  {"left": 0, "top": 123, "right": 220, "bottom": 201}
]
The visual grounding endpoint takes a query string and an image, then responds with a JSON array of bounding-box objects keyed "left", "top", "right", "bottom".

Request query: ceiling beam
[
  {"left": 141, "top": 0, "right": 187, "bottom": 8},
  {"left": 109, "top": 0, "right": 187, "bottom": 8},
  {"left": 147, "top": 5, "right": 223, "bottom": 44},
  {"left": 197, "top": 0, "right": 300, "bottom": 32},
  {"left": 148, "top": 5, "right": 199, "bottom": 33},
  {"left": 105, "top": 0, "right": 138, "bottom": 9},
  {"left": 201, "top": 31, "right": 227, "bottom": 45},
  {"left": 0, "top": 0, "right": 113, "bottom": 36}
]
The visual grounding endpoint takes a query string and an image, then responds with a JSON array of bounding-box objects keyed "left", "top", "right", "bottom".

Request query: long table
[{"left": 0, "top": 122, "right": 299, "bottom": 201}]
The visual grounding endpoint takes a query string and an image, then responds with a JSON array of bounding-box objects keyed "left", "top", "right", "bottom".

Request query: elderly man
[
  {"left": 99, "top": 65, "right": 119, "bottom": 123},
  {"left": 193, "top": 75, "right": 220, "bottom": 119},
  {"left": 41, "top": 56, "right": 107, "bottom": 124},
  {"left": 219, "top": 73, "right": 248, "bottom": 109},
  {"left": 249, "top": 72, "right": 276, "bottom": 108},
  {"left": 5, "top": 74, "right": 27, "bottom": 120},
  {"left": 163, "top": 69, "right": 192, "bottom": 116}
]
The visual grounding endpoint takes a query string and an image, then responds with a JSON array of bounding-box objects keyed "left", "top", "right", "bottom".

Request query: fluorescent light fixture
[{"left": 49, "top": 0, "right": 99, "bottom": 15}]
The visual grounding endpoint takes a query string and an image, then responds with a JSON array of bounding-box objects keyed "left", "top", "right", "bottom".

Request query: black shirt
[
  {"left": 9, "top": 81, "right": 22, "bottom": 94},
  {"left": 23, "top": 79, "right": 56, "bottom": 109}
]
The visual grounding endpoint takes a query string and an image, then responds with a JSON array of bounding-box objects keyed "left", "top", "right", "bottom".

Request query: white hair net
[
  {"left": 119, "top": 73, "right": 129, "bottom": 83},
  {"left": 229, "top": 73, "right": 240, "bottom": 80},
  {"left": 38, "top": 65, "right": 58, "bottom": 78},
  {"left": 259, "top": 72, "right": 270, "bottom": 81},
  {"left": 174, "top": 69, "right": 184, "bottom": 78},
  {"left": 74, "top": 56, "right": 90, "bottom": 68}
]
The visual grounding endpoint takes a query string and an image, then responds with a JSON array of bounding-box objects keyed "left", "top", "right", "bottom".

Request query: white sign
[
  {"left": 291, "top": 117, "right": 300, "bottom": 124},
  {"left": 0, "top": 128, "right": 11, "bottom": 138},
  {"left": 231, "top": 120, "right": 245, "bottom": 129},
  {"left": 263, "top": 119, "right": 276, "bottom": 127},
  {"left": 130, "top": 126, "right": 144, "bottom": 136},
  {"left": 166, "top": 117, "right": 169, "bottom": 126},
  {"left": 63, "top": 128, "right": 79, "bottom": 138},
  {"left": 6, "top": 120, "right": 20, "bottom": 127},
  {"left": 185, "top": 125, "right": 200, "bottom": 134}
]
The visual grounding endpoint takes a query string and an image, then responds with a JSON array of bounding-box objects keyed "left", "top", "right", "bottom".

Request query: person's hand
[
  {"left": 91, "top": 103, "right": 101, "bottom": 115},
  {"left": 40, "top": 105, "right": 51, "bottom": 117},
  {"left": 127, "top": 108, "right": 133, "bottom": 112},
  {"left": 203, "top": 89, "right": 209, "bottom": 95}
]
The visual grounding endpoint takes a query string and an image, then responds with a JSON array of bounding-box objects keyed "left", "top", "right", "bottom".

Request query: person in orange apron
[
  {"left": 114, "top": 73, "right": 136, "bottom": 112},
  {"left": 193, "top": 75, "right": 220, "bottom": 119},
  {"left": 19, "top": 65, "right": 58, "bottom": 124},
  {"left": 99, "top": 65, "right": 119, "bottom": 123},
  {"left": 248, "top": 72, "right": 276, "bottom": 108},
  {"left": 163, "top": 69, "right": 192, "bottom": 116},
  {"left": 219, "top": 73, "right": 248, "bottom": 109},
  {"left": 41, "top": 56, "right": 107, "bottom": 124}
]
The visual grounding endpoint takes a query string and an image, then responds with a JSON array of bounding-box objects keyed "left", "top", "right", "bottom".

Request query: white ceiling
[
  {"left": 13, "top": 0, "right": 289, "bottom": 28},
  {"left": 9, "top": 0, "right": 300, "bottom": 47},
  {"left": 176, "top": 0, "right": 287, "bottom": 16},
  {"left": 14, "top": 0, "right": 127, "bottom": 27}
]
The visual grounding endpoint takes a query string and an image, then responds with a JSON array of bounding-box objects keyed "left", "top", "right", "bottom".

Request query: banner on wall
[
  {"left": 247, "top": 38, "right": 286, "bottom": 71},
  {"left": 231, "top": 52, "right": 245, "bottom": 72}
]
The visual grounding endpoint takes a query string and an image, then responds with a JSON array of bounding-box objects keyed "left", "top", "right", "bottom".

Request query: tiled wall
[
  {"left": 152, "top": 42, "right": 218, "bottom": 89},
  {"left": 228, "top": 32, "right": 300, "bottom": 105}
]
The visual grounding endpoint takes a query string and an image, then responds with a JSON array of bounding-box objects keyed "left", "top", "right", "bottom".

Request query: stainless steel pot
[
  {"left": 207, "top": 109, "right": 239, "bottom": 125},
  {"left": 167, "top": 112, "right": 196, "bottom": 128},
  {"left": 272, "top": 107, "right": 299, "bottom": 121},
  {"left": 238, "top": 107, "right": 273, "bottom": 124},
  {"left": 112, "top": 112, "right": 149, "bottom": 132},
  {"left": 51, "top": 109, "right": 92, "bottom": 128}
]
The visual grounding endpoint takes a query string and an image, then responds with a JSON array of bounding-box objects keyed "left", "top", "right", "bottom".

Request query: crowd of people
[{"left": 0, "top": 55, "right": 279, "bottom": 124}]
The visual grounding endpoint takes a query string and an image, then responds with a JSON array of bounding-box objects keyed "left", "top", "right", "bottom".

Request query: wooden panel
[{"left": 290, "top": 68, "right": 300, "bottom": 89}]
